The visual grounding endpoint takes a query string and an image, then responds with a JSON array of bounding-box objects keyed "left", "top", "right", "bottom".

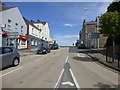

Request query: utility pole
[{"left": 96, "top": 16, "right": 99, "bottom": 49}]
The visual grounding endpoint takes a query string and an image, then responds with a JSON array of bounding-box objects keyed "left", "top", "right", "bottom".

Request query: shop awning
[
  {"left": 3, "top": 31, "right": 9, "bottom": 35},
  {"left": 19, "top": 35, "right": 28, "bottom": 40}
]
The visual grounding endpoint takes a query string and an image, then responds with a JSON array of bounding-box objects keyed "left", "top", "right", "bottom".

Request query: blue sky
[{"left": 4, "top": 2, "right": 112, "bottom": 46}]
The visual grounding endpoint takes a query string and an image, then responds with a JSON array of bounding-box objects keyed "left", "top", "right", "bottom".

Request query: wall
[{"left": 1, "top": 7, "right": 27, "bottom": 36}]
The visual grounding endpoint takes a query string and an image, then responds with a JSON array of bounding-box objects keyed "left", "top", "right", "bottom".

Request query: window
[
  {"left": 15, "top": 23, "right": 18, "bottom": 26},
  {"left": 8, "top": 19, "right": 11, "bottom": 23},
  {"left": 21, "top": 26, "right": 23, "bottom": 33},
  {"left": 32, "top": 28, "right": 34, "bottom": 35},
  {"left": 8, "top": 25, "right": 10, "bottom": 28},
  {"left": 3, "top": 47, "right": 13, "bottom": 54}
]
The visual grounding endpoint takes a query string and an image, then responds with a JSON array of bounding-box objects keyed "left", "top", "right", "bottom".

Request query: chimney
[
  {"left": 30, "top": 20, "right": 34, "bottom": 23},
  {"left": 37, "top": 20, "right": 40, "bottom": 23}
]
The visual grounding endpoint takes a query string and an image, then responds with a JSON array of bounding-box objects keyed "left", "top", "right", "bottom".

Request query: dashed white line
[
  {"left": 0, "top": 66, "right": 23, "bottom": 77},
  {"left": 65, "top": 56, "right": 68, "bottom": 64}
]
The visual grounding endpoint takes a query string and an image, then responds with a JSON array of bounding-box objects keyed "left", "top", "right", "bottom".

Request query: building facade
[
  {"left": 79, "top": 18, "right": 107, "bottom": 48},
  {"left": 0, "top": 3, "right": 28, "bottom": 49}
]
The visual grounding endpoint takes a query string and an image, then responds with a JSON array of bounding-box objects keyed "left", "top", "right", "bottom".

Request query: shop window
[
  {"left": 21, "top": 39, "right": 26, "bottom": 46},
  {"left": 35, "top": 41, "right": 37, "bottom": 46},
  {"left": 31, "top": 39, "right": 34, "bottom": 46}
]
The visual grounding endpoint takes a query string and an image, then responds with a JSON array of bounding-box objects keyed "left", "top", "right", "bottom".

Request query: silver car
[{"left": 0, "top": 46, "right": 20, "bottom": 69}]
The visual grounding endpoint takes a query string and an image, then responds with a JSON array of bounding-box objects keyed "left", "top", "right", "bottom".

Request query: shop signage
[{"left": 19, "top": 35, "right": 28, "bottom": 40}]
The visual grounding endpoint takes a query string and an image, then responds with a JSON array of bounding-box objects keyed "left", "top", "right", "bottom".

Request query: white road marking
[
  {"left": 62, "top": 81, "right": 74, "bottom": 86},
  {"left": 65, "top": 56, "right": 68, "bottom": 64},
  {"left": 54, "top": 56, "right": 68, "bottom": 88},
  {"left": 54, "top": 69, "right": 65, "bottom": 88},
  {"left": 0, "top": 67, "right": 23, "bottom": 77},
  {"left": 51, "top": 53, "right": 61, "bottom": 57},
  {"left": 69, "top": 69, "right": 80, "bottom": 89},
  {"left": 35, "top": 55, "right": 48, "bottom": 62},
  {"left": 77, "top": 53, "right": 85, "bottom": 57}
]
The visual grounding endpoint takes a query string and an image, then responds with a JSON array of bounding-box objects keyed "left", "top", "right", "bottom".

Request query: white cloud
[
  {"left": 64, "top": 24, "right": 77, "bottom": 27},
  {"left": 54, "top": 35, "right": 79, "bottom": 39}
]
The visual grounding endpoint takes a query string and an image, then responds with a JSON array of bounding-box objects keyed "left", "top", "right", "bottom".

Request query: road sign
[{"left": 88, "top": 32, "right": 100, "bottom": 38}]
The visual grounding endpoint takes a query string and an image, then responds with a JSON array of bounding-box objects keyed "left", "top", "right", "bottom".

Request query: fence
[{"left": 106, "top": 45, "right": 120, "bottom": 68}]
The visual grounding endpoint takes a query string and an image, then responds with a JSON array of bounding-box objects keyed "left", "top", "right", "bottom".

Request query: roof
[
  {"left": 23, "top": 17, "right": 40, "bottom": 30},
  {"left": 0, "top": 3, "right": 17, "bottom": 11},
  {"left": 34, "top": 21, "right": 47, "bottom": 25}
]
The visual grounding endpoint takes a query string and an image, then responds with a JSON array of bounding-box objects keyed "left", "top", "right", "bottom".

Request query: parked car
[
  {"left": 37, "top": 47, "right": 50, "bottom": 54},
  {"left": 0, "top": 46, "right": 20, "bottom": 69},
  {"left": 51, "top": 43, "right": 59, "bottom": 49},
  {"left": 78, "top": 44, "right": 85, "bottom": 49},
  {"left": 45, "top": 46, "right": 51, "bottom": 53}
]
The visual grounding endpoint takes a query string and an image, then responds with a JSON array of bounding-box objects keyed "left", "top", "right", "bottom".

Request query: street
[{"left": 1, "top": 47, "right": 119, "bottom": 89}]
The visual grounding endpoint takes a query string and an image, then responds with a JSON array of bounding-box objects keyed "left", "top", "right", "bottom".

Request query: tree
[
  {"left": 99, "top": 12, "right": 119, "bottom": 62},
  {"left": 99, "top": 12, "right": 119, "bottom": 39},
  {"left": 107, "top": 1, "right": 120, "bottom": 13}
]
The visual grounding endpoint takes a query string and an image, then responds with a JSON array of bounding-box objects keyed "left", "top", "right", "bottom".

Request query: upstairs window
[{"left": 8, "top": 19, "right": 11, "bottom": 24}]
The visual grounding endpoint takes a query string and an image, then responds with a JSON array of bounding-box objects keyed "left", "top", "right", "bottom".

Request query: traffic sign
[{"left": 88, "top": 32, "right": 100, "bottom": 38}]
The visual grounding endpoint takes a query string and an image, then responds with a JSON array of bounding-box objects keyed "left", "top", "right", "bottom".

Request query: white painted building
[
  {"left": 0, "top": 3, "right": 28, "bottom": 49},
  {"left": 33, "top": 20, "right": 51, "bottom": 41},
  {"left": 23, "top": 18, "right": 42, "bottom": 49}
]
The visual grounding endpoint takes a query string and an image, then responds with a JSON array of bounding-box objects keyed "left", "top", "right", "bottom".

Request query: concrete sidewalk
[
  {"left": 18, "top": 48, "right": 38, "bottom": 57},
  {"left": 82, "top": 48, "right": 120, "bottom": 72}
]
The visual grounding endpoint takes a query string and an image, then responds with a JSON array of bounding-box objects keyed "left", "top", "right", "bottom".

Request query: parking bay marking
[{"left": 0, "top": 66, "right": 23, "bottom": 77}]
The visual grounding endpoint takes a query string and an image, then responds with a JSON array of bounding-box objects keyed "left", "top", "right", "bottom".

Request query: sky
[{"left": 4, "top": 2, "right": 112, "bottom": 46}]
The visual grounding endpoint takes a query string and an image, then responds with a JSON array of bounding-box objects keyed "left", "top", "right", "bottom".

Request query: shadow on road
[
  {"left": 73, "top": 56, "right": 97, "bottom": 62},
  {"left": 69, "top": 47, "right": 78, "bottom": 53},
  {"left": 93, "top": 82, "right": 119, "bottom": 89}
]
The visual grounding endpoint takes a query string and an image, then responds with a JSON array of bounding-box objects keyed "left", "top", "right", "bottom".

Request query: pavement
[
  {"left": 79, "top": 48, "right": 120, "bottom": 72},
  {"left": 18, "top": 48, "right": 38, "bottom": 57},
  {"left": 1, "top": 47, "right": 119, "bottom": 89}
]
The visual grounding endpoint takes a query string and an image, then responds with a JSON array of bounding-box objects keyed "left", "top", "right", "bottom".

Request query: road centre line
[
  {"left": 0, "top": 67, "right": 23, "bottom": 77},
  {"left": 65, "top": 56, "right": 68, "bottom": 64},
  {"left": 69, "top": 69, "right": 80, "bottom": 89},
  {"left": 54, "top": 56, "right": 68, "bottom": 88}
]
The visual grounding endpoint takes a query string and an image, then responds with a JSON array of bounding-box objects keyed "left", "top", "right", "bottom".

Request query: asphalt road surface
[{"left": 0, "top": 47, "right": 119, "bottom": 89}]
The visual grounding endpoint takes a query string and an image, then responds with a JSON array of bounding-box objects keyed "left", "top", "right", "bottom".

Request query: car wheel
[{"left": 13, "top": 58, "right": 19, "bottom": 66}]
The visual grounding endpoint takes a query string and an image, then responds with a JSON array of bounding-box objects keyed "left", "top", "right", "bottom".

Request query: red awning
[
  {"left": 19, "top": 35, "right": 28, "bottom": 40},
  {"left": 3, "top": 31, "right": 9, "bottom": 35}
]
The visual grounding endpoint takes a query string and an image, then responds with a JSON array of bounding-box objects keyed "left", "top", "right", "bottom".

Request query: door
[{"left": 2, "top": 47, "right": 13, "bottom": 68}]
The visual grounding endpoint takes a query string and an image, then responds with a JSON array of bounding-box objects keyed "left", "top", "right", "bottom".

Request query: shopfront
[{"left": 18, "top": 35, "right": 28, "bottom": 49}]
